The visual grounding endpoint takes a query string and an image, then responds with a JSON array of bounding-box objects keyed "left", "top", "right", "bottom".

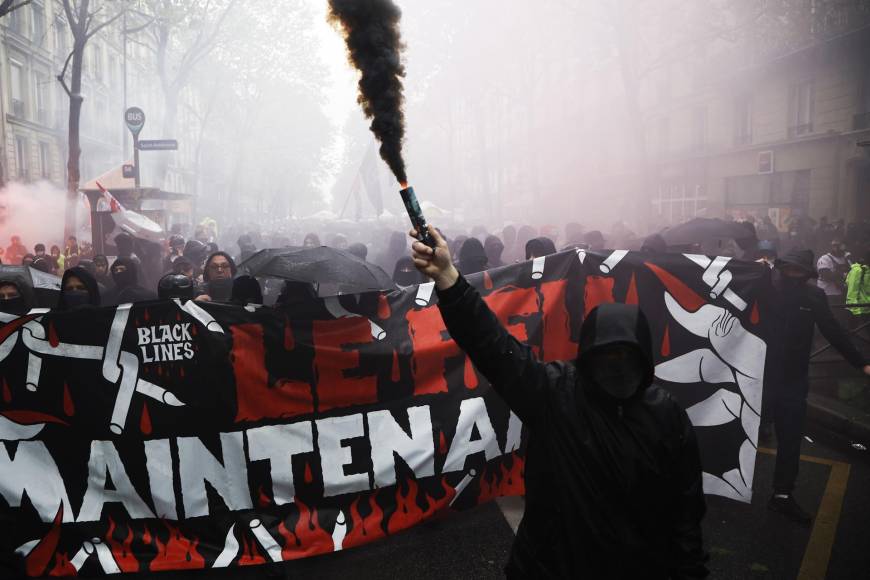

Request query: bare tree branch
[
  {"left": 0, "top": 0, "right": 33, "bottom": 19},
  {"left": 85, "top": 7, "right": 125, "bottom": 40},
  {"left": 56, "top": 49, "right": 75, "bottom": 97}
]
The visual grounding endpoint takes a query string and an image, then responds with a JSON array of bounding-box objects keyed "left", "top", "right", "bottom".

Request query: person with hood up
[
  {"left": 196, "top": 251, "right": 237, "bottom": 302},
  {"left": 104, "top": 258, "right": 156, "bottom": 305},
  {"left": 524, "top": 237, "right": 557, "bottom": 261},
  {"left": 57, "top": 267, "right": 101, "bottom": 310},
  {"left": 484, "top": 235, "right": 505, "bottom": 268},
  {"left": 640, "top": 233, "right": 668, "bottom": 254},
  {"left": 408, "top": 225, "right": 707, "bottom": 579},
  {"left": 183, "top": 239, "right": 209, "bottom": 277},
  {"left": 303, "top": 233, "right": 321, "bottom": 248},
  {"left": 393, "top": 256, "right": 424, "bottom": 287},
  {"left": 766, "top": 249, "right": 870, "bottom": 523},
  {"left": 347, "top": 242, "right": 368, "bottom": 262},
  {"left": 0, "top": 277, "right": 33, "bottom": 316},
  {"left": 458, "top": 237, "right": 488, "bottom": 275}
]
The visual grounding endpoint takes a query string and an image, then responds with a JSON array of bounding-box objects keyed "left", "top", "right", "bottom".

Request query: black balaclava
[
  {"left": 576, "top": 303, "right": 654, "bottom": 402},
  {"left": 58, "top": 267, "right": 101, "bottom": 310},
  {"left": 393, "top": 257, "right": 423, "bottom": 287},
  {"left": 207, "top": 278, "right": 234, "bottom": 302},
  {"left": 0, "top": 282, "right": 29, "bottom": 315},
  {"left": 111, "top": 257, "right": 139, "bottom": 290}
]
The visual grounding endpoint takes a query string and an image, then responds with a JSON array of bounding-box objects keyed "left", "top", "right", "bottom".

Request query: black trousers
[{"left": 770, "top": 389, "right": 809, "bottom": 494}]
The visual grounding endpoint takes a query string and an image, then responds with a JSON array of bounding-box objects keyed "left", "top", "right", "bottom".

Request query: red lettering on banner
[
  {"left": 230, "top": 324, "right": 313, "bottom": 422},
  {"left": 483, "top": 286, "right": 538, "bottom": 343},
  {"left": 539, "top": 280, "right": 578, "bottom": 362},
  {"left": 407, "top": 307, "right": 461, "bottom": 396},
  {"left": 584, "top": 276, "right": 615, "bottom": 317},
  {"left": 312, "top": 318, "right": 377, "bottom": 412}
]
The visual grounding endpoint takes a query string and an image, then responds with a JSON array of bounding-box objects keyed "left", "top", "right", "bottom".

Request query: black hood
[
  {"left": 774, "top": 248, "right": 818, "bottom": 278},
  {"left": 0, "top": 272, "right": 34, "bottom": 315},
  {"left": 576, "top": 303, "right": 655, "bottom": 396},
  {"left": 525, "top": 237, "right": 557, "bottom": 260},
  {"left": 58, "top": 267, "right": 101, "bottom": 309},
  {"left": 111, "top": 257, "right": 139, "bottom": 289}
]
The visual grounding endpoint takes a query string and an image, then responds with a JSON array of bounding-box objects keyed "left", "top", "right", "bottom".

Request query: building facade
[{"left": 0, "top": 1, "right": 198, "bottom": 196}]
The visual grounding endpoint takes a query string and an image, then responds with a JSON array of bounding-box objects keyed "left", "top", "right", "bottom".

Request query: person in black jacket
[
  {"left": 57, "top": 267, "right": 101, "bottom": 310},
  {"left": 410, "top": 225, "right": 708, "bottom": 580},
  {"left": 766, "top": 249, "right": 870, "bottom": 523}
]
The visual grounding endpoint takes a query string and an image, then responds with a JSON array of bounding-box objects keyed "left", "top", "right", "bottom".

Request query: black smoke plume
[{"left": 328, "top": 0, "right": 408, "bottom": 185}]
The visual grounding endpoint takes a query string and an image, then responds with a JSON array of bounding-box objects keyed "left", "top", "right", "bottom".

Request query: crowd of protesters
[{"left": 0, "top": 213, "right": 868, "bottom": 318}]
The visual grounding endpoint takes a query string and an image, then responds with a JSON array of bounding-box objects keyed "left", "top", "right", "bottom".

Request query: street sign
[
  {"left": 122, "top": 164, "right": 136, "bottom": 178},
  {"left": 137, "top": 139, "right": 178, "bottom": 151},
  {"left": 125, "top": 107, "right": 145, "bottom": 136}
]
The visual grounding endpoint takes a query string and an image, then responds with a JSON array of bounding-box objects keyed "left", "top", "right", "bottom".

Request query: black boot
[{"left": 768, "top": 494, "right": 813, "bottom": 525}]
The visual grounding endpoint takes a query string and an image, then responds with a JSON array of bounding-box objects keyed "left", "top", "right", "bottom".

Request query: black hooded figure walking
[
  {"left": 409, "top": 225, "right": 708, "bottom": 579},
  {"left": 766, "top": 249, "right": 870, "bottom": 523},
  {"left": 103, "top": 258, "right": 157, "bottom": 305},
  {"left": 57, "top": 267, "right": 101, "bottom": 310}
]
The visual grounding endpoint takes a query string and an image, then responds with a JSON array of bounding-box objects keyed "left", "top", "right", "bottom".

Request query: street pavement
[{"left": 105, "top": 422, "right": 870, "bottom": 580}]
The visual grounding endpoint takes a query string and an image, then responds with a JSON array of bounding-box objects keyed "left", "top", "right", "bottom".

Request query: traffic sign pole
[{"left": 124, "top": 107, "right": 145, "bottom": 189}]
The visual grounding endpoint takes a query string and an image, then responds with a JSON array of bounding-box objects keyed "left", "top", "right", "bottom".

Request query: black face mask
[
  {"left": 112, "top": 269, "right": 136, "bottom": 289},
  {"left": 62, "top": 290, "right": 91, "bottom": 309},
  {"left": 208, "top": 278, "right": 233, "bottom": 302},
  {"left": 590, "top": 357, "right": 645, "bottom": 400},
  {"left": 0, "top": 297, "right": 27, "bottom": 315}
]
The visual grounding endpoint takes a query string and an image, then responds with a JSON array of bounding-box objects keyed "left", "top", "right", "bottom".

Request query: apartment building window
[
  {"left": 54, "top": 17, "right": 68, "bottom": 56},
  {"left": 35, "top": 71, "right": 50, "bottom": 125},
  {"left": 653, "top": 183, "right": 707, "bottom": 224},
  {"left": 8, "top": 5, "right": 24, "bottom": 35},
  {"left": 789, "top": 80, "right": 814, "bottom": 138},
  {"left": 734, "top": 95, "right": 753, "bottom": 145},
  {"left": 38, "top": 143, "right": 50, "bottom": 179},
  {"left": 692, "top": 106, "right": 707, "bottom": 150},
  {"left": 93, "top": 44, "right": 103, "bottom": 82},
  {"left": 10, "top": 61, "right": 26, "bottom": 118},
  {"left": 32, "top": 3, "right": 45, "bottom": 45},
  {"left": 15, "top": 137, "right": 29, "bottom": 181}
]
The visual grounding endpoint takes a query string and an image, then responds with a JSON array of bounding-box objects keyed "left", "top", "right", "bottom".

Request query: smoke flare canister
[{"left": 400, "top": 186, "right": 435, "bottom": 247}]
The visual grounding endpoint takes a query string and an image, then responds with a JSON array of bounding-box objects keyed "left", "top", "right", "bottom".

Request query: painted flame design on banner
[
  {"left": 344, "top": 493, "right": 386, "bottom": 548},
  {"left": 105, "top": 517, "right": 138, "bottom": 573},
  {"left": 47, "top": 551, "right": 76, "bottom": 576},
  {"left": 278, "top": 499, "right": 333, "bottom": 560},
  {"left": 237, "top": 534, "right": 266, "bottom": 566},
  {"left": 478, "top": 454, "right": 526, "bottom": 504},
  {"left": 149, "top": 521, "right": 205, "bottom": 571}
]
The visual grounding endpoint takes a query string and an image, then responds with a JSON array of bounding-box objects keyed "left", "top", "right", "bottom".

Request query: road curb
[{"left": 806, "top": 392, "right": 870, "bottom": 444}]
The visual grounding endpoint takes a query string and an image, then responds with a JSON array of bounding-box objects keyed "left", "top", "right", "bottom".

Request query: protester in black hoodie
[
  {"left": 57, "top": 267, "right": 101, "bottom": 310},
  {"left": 230, "top": 275, "right": 263, "bottom": 305},
  {"left": 457, "top": 237, "right": 488, "bottom": 275},
  {"left": 409, "top": 225, "right": 707, "bottom": 579},
  {"left": 524, "top": 236, "right": 557, "bottom": 260},
  {"left": 765, "top": 249, "right": 870, "bottom": 523},
  {"left": 0, "top": 277, "right": 33, "bottom": 316},
  {"left": 104, "top": 258, "right": 156, "bottom": 305}
]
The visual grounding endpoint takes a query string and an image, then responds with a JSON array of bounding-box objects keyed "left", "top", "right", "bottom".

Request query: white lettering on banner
[
  {"left": 144, "top": 439, "right": 178, "bottom": 519},
  {"left": 137, "top": 322, "right": 195, "bottom": 363},
  {"left": 317, "top": 414, "right": 371, "bottom": 497},
  {"left": 0, "top": 397, "right": 513, "bottom": 522},
  {"left": 368, "top": 406, "right": 435, "bottom": 487},
  {"left": 78, "top": 440, "right": 155, "bottom": 522},
  {"left": 178, "top": 432, "right": 253, "bottom": 517},
  {"left": 443, "top": 397, "right": 503, "bottom": 473},
  {"left": 247, "top": 423, "right": 315, "bottom": 505},
  {"left": 0, "top": 441, "right": 74, "bottom": 523}
]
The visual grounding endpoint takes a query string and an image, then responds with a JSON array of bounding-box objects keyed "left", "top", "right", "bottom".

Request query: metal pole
[{"left": 133, "top": 134, "right": 140, "bottom": 188}]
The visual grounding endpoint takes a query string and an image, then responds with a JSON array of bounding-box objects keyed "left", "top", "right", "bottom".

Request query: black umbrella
[
  {"left": 237, "top": 246, "right": 396, "bottom": 296},
  {"left": 0, "top": 265, "right": 62, "bottom": 308},
  {"left": 660, "top": 218, "right": 757, "bottom": 252}
]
